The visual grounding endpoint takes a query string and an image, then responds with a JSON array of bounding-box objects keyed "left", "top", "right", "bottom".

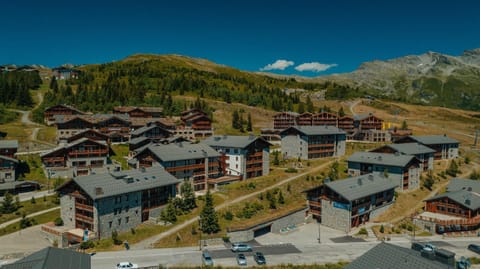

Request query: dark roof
[
  {"left": 353, "top": 113, "right": 379, "bottom": 121},
  {"left": 280, "top": 125, "right": 346, "bottom": 136},
  {"left": 378, "top": 143, "right": 436, "bottom": 155},
  {"left": 426, "top": 189, "right": 480, "bottom": 210},
  {"left": 40, "top": 138, "right": 107, "bottom": 157},
  {"left": 345, "top": 242, "right": 452, "bottom": 269},
  {"left": 204, "top": 135, "right": 271, "bottom": 149},
  {"left": 325, "top": 173, "right": 398, "bottom": 201},
  {"left": 0, "top": 140, "right": 18, "bottom": 149},
  {"left": 0, "top": 180, "right": 39, "bottom": 191},
  {"left": 139, "top": 142, "right": 220, "bottom": 162},
  {"left": 129, "top": 136, "right": 150, "bottom": 145},
  {"left": 54, "top": 114, "right": 130, "bottom": 125},
  {"left": 409, "top": 135, "right": 459, "bottom": 145},
  {"left": 2, "top": 247, "right": 90, "bottom": 269},
  {"left": 131, "top": 124, "right": 172, "bottom": 137},
  {"left": 348, "top": 152, "right": 418, "bottom": 167},
  {"left": 65, "top": 166, "right": 181, "bottom": 200},
  {"left": 44, "top": 104, "right": 85, "bottom": 114},
  {"left": 447, "top": 178, "right": 480, "bottom": 194}
]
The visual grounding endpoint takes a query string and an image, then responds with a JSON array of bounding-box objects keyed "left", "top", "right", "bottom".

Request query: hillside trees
[
  {"left": 0, "top": 71, "right": 40, "bottom": 107},
  {"left": 200, "top": 190, "right": 220, "bottom": 234}
]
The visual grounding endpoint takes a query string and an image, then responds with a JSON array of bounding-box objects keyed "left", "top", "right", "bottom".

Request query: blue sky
[{"left": 1, "top": 0, "right": 479, "bottom": 76}]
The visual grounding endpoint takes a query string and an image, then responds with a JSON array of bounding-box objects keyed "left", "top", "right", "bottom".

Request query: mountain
[{"left": 323, "top": 49, "right": 480, "bottom": 110}]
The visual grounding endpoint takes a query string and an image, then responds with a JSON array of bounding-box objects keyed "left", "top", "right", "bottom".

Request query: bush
[
  {"left": 222, "top": 235, "right": 230, "bottom": 243},
  {"left": 379, "top": 225, "right": 384, "bottom": 233},
  {"left": 357, "top": 228, "right": 368, "bottom": 235},
  {"left": 80, "top": 240, "right": 95, "bottom": 249},
  {"left": 54, "top": 217, "right": 64, "bottom": 226},
  {"left": 131, "top": 228, "right": 136, "bottom": 235},
  {"left": 111, "top": 230, "right": 122, "bottom": 245},
  {"left": 224, "top": 211, "right": 234, "bottom": 221},
  {"left": 285, "top": 168, "right": 298, "bottom": 173}
]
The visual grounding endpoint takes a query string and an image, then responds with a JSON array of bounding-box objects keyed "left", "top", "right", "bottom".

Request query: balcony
[
  {"left": 166, "top": 163, "right": 205, "bottom": 172},
  {"left": 75, "top": 213, "right": 93, "bottom": 223},
  {"left": 68, "top": 149, "right": 108, "bottom": 157},
  {"left": 246, "top": 158, "right": 263, "bottom": 165},
  {"left": 308, "top": 200, "right": 322, "bottom": 208},
  {"left": 75, "top": 203, "right": 93, "bottom": 212}
]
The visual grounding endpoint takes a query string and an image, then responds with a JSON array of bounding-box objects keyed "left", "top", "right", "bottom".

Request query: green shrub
[
  {"left": 357, "top": 228, "right": 368, "bottom": 235},
  {"left": 80, "top": 240, "right": 95, "bottom": 249},
  {"left": 54, "top": 217, "right": 64, "bottom": 226},
  {"left": 285, "top": 168, "right": 298, "bottom": 173}
]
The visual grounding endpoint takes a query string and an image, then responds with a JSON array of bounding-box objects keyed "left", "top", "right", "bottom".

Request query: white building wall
[
  {"left": 336, "top": 140, "right": 346, "bottom": 157},
  {"left": 225, "top": 151, "right": 245, "bottom": 176}
]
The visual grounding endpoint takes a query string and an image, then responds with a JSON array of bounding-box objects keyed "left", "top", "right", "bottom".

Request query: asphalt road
[{"left": 208, "top": 243, "right": 301, "bottom": 259}]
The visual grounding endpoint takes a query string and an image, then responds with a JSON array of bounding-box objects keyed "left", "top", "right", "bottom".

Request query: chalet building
[
  {"left": 44, "top": 104, "right": 85, "bottom": 126},
  {"left": 177, "top": 109, "right": 213, "bottom": 139},
  {"left": 395, "top": 135, "right": 459, "bottom": 160},
  {"left": 129, "top": 118, "right": 176, "bottom": 131},
  {"left": 52, "top": 67, "right": 81, "bottom": 80},
  {"left": 40, "top": 138, "right": 109, "bottom": 177},
  {"left": 56, "top": 166, "right": 181, "bottom": 238},
  {"left": 354, "top": 113, "right": 383, "bottom": 131},
  {"left": 297, "top": 112, "right": 313, "bottom": 126},
  {"left": 306, "top": 173, "right": 397, "bottom": 232},
  {"left": 312, "top": 112, "right": 338, "bottom": 126},
  {"left": 345, "top": 242, "right": 456, "bottom": 269},
  {"left": 420, "top": 178, "right": 480, "bottom": 234},
  {"left": 260, "top": 128, "right": 281, "bottom": 142},
  {"left": 337, "top": 116, "right": 355, "bottom": 134},
  {"left": 130, "top": 122, "right": 173, "bottom": 140},
  {"left": 204, "top": 135, "right": 271, "bottom": 179},
  {"left": 371, "top": 143, "right": 435, "bottom": 171},
  {"left": 273, "top": 112, "right": 298, "bottom": 130},
  {"left": 131, "top": 142, "right": 222, "bottom": 191},
  {"left": 55, "top": 114, "right": 131, "bottom": 143},
  {"left": 280, "top": 126, "right": 346, "bottom": 160},
  {"left": 0, "top": 140, "right": 18, "bottom": 158},
  {"left": 113, "top": 106, "right": 163, "bottom": 118},
  {"left": 347, "top": 152, "right": 421, "bottom": 191},
  {"left": 363, "top": 129, "right": 391, "bottom": 142},
  {"left": 0, "top": 155, "right": 18, "bottom": 184},
  {"left": 1, "top": 247, "right": 91, "bottom": 269},
  {"left": 388, "top": 127, "right": 413, "bottom": 142},
  {"left": 63, "top": 129, "right": 110, "bottom": 144}
]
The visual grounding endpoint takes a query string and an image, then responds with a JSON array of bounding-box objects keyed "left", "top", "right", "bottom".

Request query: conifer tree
[
  {"left": 200, "top": 190, "right": 220, "bottom": 234},
  {"left": 180, "top": 182, "right": 196, "bottom": 211},
  {"left": 247, "top": 113, "right": 252, "bottom": 132}
]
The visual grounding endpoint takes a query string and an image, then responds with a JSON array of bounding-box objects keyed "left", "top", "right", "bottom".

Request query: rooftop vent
[
  {"left": 358, "top": 178, "right": 363, "bottom": 185},
  {"left": 368, "top": 174, "right": 374, "bottom": 181},
  {"left": 125, "top": 177, "right": 134, "bottom": 184},
  {"left": 466, "top": 199, "right": 471, "bottom": 205},
  {"left": 214, "top": 136, "right": 221, "bottom": 141},
  {"left": 468, "top": 187, "right": 473, "bottom": 192},
  {"left": 140, "top": 167, "right": 146, "bottom": 173},
  {"left": 95, "top": 187, "right": 104, "bottom": 195}
]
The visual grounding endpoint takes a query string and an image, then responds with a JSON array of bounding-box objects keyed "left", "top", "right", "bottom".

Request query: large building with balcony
[
  {"left": 130, "top": 142, "right": 223, "bottom": 191},
  {"left": 177, "top": 109, "right": 213, "bottom": 139},
  {"left": 56, "top": 166, "right": 181, "bottom": 238},
  {"left": 280, "top": 126, "right": 346, "bottom": 160},
  {"left": 204, "top": 135, "right": 271, "bottom": 180},
  {"left": 347, "top": 152, "right": 421, "bottom": 191},
  {"left": 0, "top": 140, "right": 18, "bottom": 159},
  {"left": 44, "top": 104, "right": 85, "bottom": 126},
  {"left": 371, "top": 143, "right": 435, "bottom": 171},
  {"left": 113, "top": 106, "right": 163, "bottom": 118},
  {"left": 306, "top": 173, "right": 397, "bottom": 232},
  {"left": 40, "top": 138, "right": 110, "bottom": 177},
  {"left": 395, "top": 135, "right": 459, "bottom": 160}
]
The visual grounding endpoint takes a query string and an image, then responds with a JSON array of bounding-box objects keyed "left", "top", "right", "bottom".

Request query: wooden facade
[
  {"left": 41, "top": 138, "right": 109, "bottom": 169},
  {"left": 273, "top": 112, "right": 298, "bottom": 130},
  {"left": 113, "top": 106, "right": 163, "bottom": 118},
  {"left": 44, "top": 104, "right": 84, "bottom": 125}
]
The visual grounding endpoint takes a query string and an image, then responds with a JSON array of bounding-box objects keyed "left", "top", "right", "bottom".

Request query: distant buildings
[
  {"left": 0, "top": 140, "right": 19, "bottom": 184},
  {"left": 347, "top": 152, "right": 421, "bottom": 191},
  {"left": 371, "top": 143, "right": 435, "bottom": 171},
  {"left": 306, "top": 173, "right": 397, "bottom": 232},
  {"left": 57, "top": 166, "right": 181, "bottom": 238},
  {"left": 52, "top": 67, "right": 81, "bottom": 80},
  {"left": 177, "top": 109, "right": 214, "bottom": 139},
  {"left": 113, "top": 106, "right": 163, "bottom": 118},
  {"left": 44, "top": 104, "right": 86, "bottom": 126},
  {"left": 204, "top": 135, "right": 271, "bottom": 179},
  {"left": 280, "top": 126, "right": 346, "bottom": 160}
]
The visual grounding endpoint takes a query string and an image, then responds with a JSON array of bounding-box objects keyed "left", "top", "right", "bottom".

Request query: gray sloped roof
[
  {"left": 348, "top": 151, "right": 418, "bottom": 167},
  {"left": 131, "top": 124, "right": 172, "bottom": 136},
  {"left": 40, "top": 138, "right": 107, "bottom": 157},
  {"left": 141, "top": 142, "right": 220, "bottom": 162},
  {"left": 204, "top": 135, "right": 271, "bottom": 149},
  {"left": 447, "top": 178, "right": 480, "bottom": 193},
  {"left": 70, "top": 166, "right": 181, "bottom": 200},
  {"left": 280, "top": 125, "right": 346, "bottom": 136},
  {"left": 409, "top": 135, "right": 459, "bottom": 145},
  {"left": 383, "top": 143, "right": 436, "bottom": 155},
  {"left": 0, "top": 140, "right": 18, "bottom": 149},
  {"left": 129, "top": 136, "right": 150, "bottom": 145},
  {"left": 426, "top": 189, "right": 480, "bottom": 210},
  {"left": 345, "top": 242, "right": 451, "bottom": 269},
  {"left": 2, "top": 247, "right": 91, "bottom": 269},
  {"left": 325, "top": 173, "right": 398, "bottom": 201}
]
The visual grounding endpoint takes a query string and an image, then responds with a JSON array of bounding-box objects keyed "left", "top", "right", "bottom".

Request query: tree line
[{"left": 0, "top": 71, "right": 41, "bottom": 107}]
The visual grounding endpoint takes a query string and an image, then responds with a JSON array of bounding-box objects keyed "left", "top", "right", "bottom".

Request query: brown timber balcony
[
  {"left": 75, "top": 213, "right": 93, "bottom": 223},
  {"left": 68, "top": 149, "right": 108, "bottom": 157},
  {"left": 75, "top": 203, "right": 93, "bottom": 212},
  {"left": 308, "top": 200, "right": 322, "bottom": 208},
  {"left": 165, "top": 163, "right": 205, "bottom": 172}
]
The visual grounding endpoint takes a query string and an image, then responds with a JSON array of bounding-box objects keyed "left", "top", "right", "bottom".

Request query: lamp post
[
  {"left": 198, "top": 218, "right": 202, "bottom": 251},
  {"left": 317, "top": 219, "right": 321, "bottom": 243},
  {"left": 412, "top": 217, "right": 416, "bottom": 242}
]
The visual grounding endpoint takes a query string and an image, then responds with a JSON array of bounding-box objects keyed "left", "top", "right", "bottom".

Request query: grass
[
  {"left": 17, "top": 154, "right": 49, "bottom": 185},
  {"left": 0, "top": 209, "right": 60, "bottom": 237},
  {"left": 168, "top": 263, "right": 349, "bottom": 269},
  {"left": 110, "top": 144, "right": 130, "bottom": 170},
  {"left": 0, "top": 195, "right": 59, "bottom": 225},
  {"left": 36, "top": 126, "right": 57, "bottom": 144}
]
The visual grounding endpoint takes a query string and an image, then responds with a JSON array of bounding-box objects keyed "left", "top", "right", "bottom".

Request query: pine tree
[
  {"left": 306, "top": 96, "right": 314, "bottom": 112},
  {"left": 49, "top": 76, "right": 58, "bottom": 91},
  {"left": 200, "top": 190, "right": 220, "bottom": 234},
  {"left": 232, "top": 110, "right": 240, "bottom": 129},
  {"left": 180, "top": 182, "right": 196, "bottom": 211},
  {"left": 338, "top": 107, "right": 345, "bottom": 117},
  {"left": 246, "top": 113, "right": 252, "bottom": 132},
  {"left": 401, "top": 120, "right": 408, "bottom": 130},
  {"left": 278, "top": 191, "right": 285, "bottom": 204},
  {"left": 164, "top": 198, "right": 177, "bottom": 223},
  {"left": 298, "top": 102, "right": 305, "bottom": 114},
  {"left": 1, "top": 192, "right": 16, "bottom": 214}
]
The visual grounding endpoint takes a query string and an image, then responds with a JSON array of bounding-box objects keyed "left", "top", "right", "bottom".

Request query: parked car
[
  {"left": 424, "top": 243, "right": 437, "bottom": 252},
  {"left": 116, "top": 262, "right": 138, "bottom": 269},
  {"left": 236, "top": 253, "right": 247, "bottom": 266},
  {"left": 254, "top": 252, "right": 266, "bottom": 265},
  {"left": 202, "top": 251, "right": 214, "bottom": 266},
  {"left": 231, "top": 243, "right": 253, "bottom": 252},
  {"left": 468, "top": 244, "right": 480, "bottom": 254},
  {"left": 411, "top": 242, "right": 425, "bottom": 252}
]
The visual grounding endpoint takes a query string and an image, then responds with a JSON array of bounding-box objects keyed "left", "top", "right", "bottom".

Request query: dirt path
[
  {"left": 349, "top": 99, "right": 361, "bottom": 116},
  {"left": 0, "top": 206, "right": 60, "bottom": 229},
  {"left": 131, "top": 160, "right": 335, "bottom": 249}
]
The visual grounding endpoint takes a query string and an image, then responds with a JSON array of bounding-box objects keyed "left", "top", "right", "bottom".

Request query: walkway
[{"left": 131, "top": 160, "right": 335, "bottom": 249}]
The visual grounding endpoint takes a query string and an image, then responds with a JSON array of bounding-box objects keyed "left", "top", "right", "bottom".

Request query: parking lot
[{"left": 208, "top": 243, "right": 301, "bottom": 259}]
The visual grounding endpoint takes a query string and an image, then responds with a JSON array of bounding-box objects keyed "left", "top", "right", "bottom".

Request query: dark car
[
  {"left": 468, "top": 244, "right": 480, "bottom": 254},
  {"left": 411, "top": 242, "right": 425, "bottom": 252},
  {"left": 254, "top": 252, "right": 266, "bottom": 265}
]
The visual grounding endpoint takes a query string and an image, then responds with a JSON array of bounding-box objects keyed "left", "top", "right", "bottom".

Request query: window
[
  {"left": 118, "top": 218, "right": 121, "bottom": 225},
  {"left": 109, "top": 221, "right": 112, "bottom": 228},
  {"left": 126, "top": 217, "right": 129, "bottom": 223},
  {"left": 125, "top": 194, "right": 129, "bottom": 201}
]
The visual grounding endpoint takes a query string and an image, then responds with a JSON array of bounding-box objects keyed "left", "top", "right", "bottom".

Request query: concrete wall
[
  {"left": 281, "top": 135, "right": 307, "bottom": 160},
  {"left": 262, "top": 148, "right": 270, "bottom": 176},
  {"left": 225, "top": 152, "right": 244, "bottom": 176},
  {"left": 448, "top": 146, "right": 459, "bottom": 159},
  {"left": 336, "top": 140, "right": 346, "bottom": 157},
  {"left": 369, "top": 202, "right": 394, "bottom": 220},
  {"left": 61, "top": 195, "right": 76, "bottom": 229},
  {"left": 95, "top": 192, "right": 142, "bottom": 239},
  {"left": 408, "top": 167, "right": 421, "bottom": 190},
  {"left": 227, "top": 208, "right": 308, "bottom": 242},
  {"left": 321, "top": 199, "right": 351, "bottom": 233},
  {"left": 67, "top": 156, "right": 107, "bottom": 167}
]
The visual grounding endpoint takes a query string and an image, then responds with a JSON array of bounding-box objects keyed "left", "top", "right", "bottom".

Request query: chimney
[
  {"left": 95, "top": 187, "right": 104, "bottom": 195},
  {"left": 140, "top": 167, "right": 146, "bottom": 173},
  {"left": 357, "top": 177, "right": 362, "bottom": 185},
  {"left": 368, "top": 174, "right": 374, "bottom": 181}
]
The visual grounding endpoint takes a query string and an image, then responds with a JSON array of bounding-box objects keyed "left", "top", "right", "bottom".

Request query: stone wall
[
  {"left": 370, "top": 202, "right": 394, "bottom": 220},
  {"left": 281, "top": 135, "right": 307, "bottom": 160},
  {"left": 96, "top": 192, "right": 142, "bottom": 238},
  {"left": 321, "top": 199, "right": 350, "bottom": 232},
  {"left": 262, "top": 149, "right": 270, "bottom": 176},
  {"left": 60, "top": 195, "right": 75, "bottom": 229}
]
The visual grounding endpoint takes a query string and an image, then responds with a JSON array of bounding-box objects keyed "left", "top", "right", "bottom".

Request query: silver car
[
  {"left": 231, "top": 243, "right": 253, "bottom": 252},
  {"left": 202, "top": 251, "right": 214, "bottom": 266},
  {"left": 236, "top": 253, "right": 247, "bottom": 266}
]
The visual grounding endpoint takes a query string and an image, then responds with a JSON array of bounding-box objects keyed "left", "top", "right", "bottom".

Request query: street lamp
[
  {"left": 317, "top": 219, "right": 321, "bottom": 243},
  {"left": 198, "top": 218, "right": 202, "bottom": 251},
  {"left": 412, "top": 217, "right": 416, "bottom": 242}
]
